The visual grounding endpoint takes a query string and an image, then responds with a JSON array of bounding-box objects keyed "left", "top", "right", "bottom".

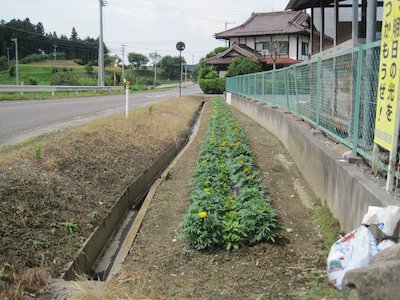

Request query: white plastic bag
[
  {"left": 327, "top": 225, "right": 378, "bottom": 290},
  {"left": 376, "top": 206, "right": 400, "bottom": 251}
]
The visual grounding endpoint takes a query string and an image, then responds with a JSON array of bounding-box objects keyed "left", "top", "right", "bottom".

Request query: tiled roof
[
  {"left": 203, "top": 44, "right": 265, "bottom": 65},
  {"left": 215, "top": 11, "right": 309, "bottom": 38},
  {"left": 203, "top": 44, "right": 299, "bottom": 66}
]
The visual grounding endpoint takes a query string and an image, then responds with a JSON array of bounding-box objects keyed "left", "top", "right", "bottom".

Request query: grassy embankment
[
  {"left": 0, "top": 60, "right": 180, "bottom": 100},
  {"left": 0, "top": 96, "right": 203, "bottom": 299}
]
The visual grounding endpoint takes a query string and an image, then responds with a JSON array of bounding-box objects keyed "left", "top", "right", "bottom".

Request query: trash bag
[
  {"left": 327, "top": 225, "right": 378, "bottom": 290},
  {"left": 327, "top": 205, "right": 400, "bottom": 290}
]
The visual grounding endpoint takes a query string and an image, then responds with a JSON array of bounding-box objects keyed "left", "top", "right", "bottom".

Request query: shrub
[
  {"left": 226, "top": 56, "right": 262, "bottom": 77},
  {"left": 8, "top": 64, "right": 15, "bottom": 77},
  {"left": 84, "top": 62, "right": 94, "bottom": 74},
  {"left": 199, "top": 78, "right": 225, "bottom": 94},
  {"left": 0, "top": 56, "right": 8, "bottom": 71},
  {"left": 20, "top": 53, "right": 51, "bottom": 64},
  {"left": 51, "top": 72, "right": 79, "bottom": 86},
  {"left": 73, "top": 59, "right": 84, "bottom": 65},
  {"left": 24, "top": 77, "right": 38, "bottom": 85}
]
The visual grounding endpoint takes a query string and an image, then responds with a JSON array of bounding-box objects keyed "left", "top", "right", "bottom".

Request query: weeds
[
  {"left": 34, "top": 144, "right": 42, "bottom": 160},
  {"left": 147, "top": 103, "right": 155, "bottom": 114},
  {"left": 31, "top": 240, "right": 44, "bottom": 251},
  {"left": 59, "top": 221, "right": 77, "bottom": 234},
  {"left": 88, "top": 211, "right": 97, "bottom": 218}
]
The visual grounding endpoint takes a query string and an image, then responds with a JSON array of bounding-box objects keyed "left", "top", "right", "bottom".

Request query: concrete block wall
[{"left": 228, "top": 93, "right": 399, "bottom": 233}]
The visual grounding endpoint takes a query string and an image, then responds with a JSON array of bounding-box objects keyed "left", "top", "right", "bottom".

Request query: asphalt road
[{"left": 0, "top": 84, "right": 202, "bottom": 147}]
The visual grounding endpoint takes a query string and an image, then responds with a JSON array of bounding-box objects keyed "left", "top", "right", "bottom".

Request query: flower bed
[{"left": 181, "top": 97, "right": 278, "bottom": 250}]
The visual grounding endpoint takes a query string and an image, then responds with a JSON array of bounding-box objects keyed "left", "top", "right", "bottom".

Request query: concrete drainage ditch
[{"left": 57, "top": 102, "right": 204, "bottom": 284}]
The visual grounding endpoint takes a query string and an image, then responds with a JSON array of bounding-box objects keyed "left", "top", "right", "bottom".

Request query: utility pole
[
  {"left": 224, "top": 22, "right": 235, "bottom": 47},
  {"left": 6, "top": 47, "right": 10, "bottom": 67},
  {"left": 154, "top": 50, "right": 157, "bottom": 88},
  {"left": 98, "top": 0, "right": 106, "bottom": 86},
  {"left": 11, "top": 38, "right": 18, "bottom": 85},
  {"left": 53, "top": 45, "right": 57, "bottom": 70},
  {"left": 185, "top": 63, "right": 187, "bottom": 82},
  {"left": 121, "top": 44, "right": 126, "bottom": 82}
]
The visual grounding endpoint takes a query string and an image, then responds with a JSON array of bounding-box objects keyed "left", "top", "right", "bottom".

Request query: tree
[
  {"left": 226, "top": 57, "right": 262, "bottom": 77},
  {"left": 128, "top": 52, "right": 149, "bottom": 70},
  {"left": 205, "top": 46, "right": 228, "bottom": 58},
  {"left": 149, "top": 52, "right": 162, "bottom": 65},
  {"left": 70, "top": 27, "right": 78, "bottom": 40},
  {"left": 35, "top": 22, "right": 45, "bottom": 35},
  {"left": 0, "top": 56, "right": 8, "bottom": 71},
  {"left": 159, "top": 55, "right": 185, "bottom": 79}
]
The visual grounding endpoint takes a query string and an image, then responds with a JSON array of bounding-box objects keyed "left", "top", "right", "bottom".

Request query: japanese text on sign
[{"left": 374, "top": 0, "right": 400, "bottom": 151}]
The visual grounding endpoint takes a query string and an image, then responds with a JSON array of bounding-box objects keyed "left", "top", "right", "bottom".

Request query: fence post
[
  {"left": 262, "top": 72, "right": 265, "bottom": 103},
  {"left": 316, "top": 57, "right": 322, "bottom": 129},
  {"left": 272, "top": 70, "right": 276, "bottom": 106},
  {"left": 352, "top": 45, "right": 364, "bottom": 155},
  {"left": 294, "top": 66, "right": 299, "bottom": 116},
  {"left": 284, "top": 69, "right": 290, "bottom": 111},
  {"left": 254, "top": 74, "right": 256, "bottom": 99}
]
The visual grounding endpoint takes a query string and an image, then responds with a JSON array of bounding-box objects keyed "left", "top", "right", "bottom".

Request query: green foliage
[
  {"left": 0, "top": 18, "right": 101, "bottom": 62},
  {"left": 31, "top": 240, "right": 44, "bottom": 251},
  {"left": 34, "top": 144, "right": 42, "bottom": 159},
  {"left": 226, "top": 56, "right": 262, "bottom": 77},
  {"left": 313, "top": 199, "right": 341, "bottom": 254},
  {"left": 20, "top": 53, "right": 51, "bottom": 64},
  {"left": 73, "top": 59, "right": 84, "bottom": 65},
  {"left": 50, "top": 72, "right": 79, "bottom": 86},
  {"left": 59, "top": 221, "right": 77, "bottom": 234},
  {"left": 88, "top": 211, "right": 97, "bottom": 218},
  {"left": 128, "top": 52, "right": 149, "bottom": 70},
  {"left": 24, "top": 77, "right": 38, "bottom": 85},
  {"left": 0, "top": 56, "right": 8, "bottom": 71},
  {"left": 84, "top": 61, "right": 94, "bottom": 74},
  {"left": 199, "top": 78, "right": 225, "bottom": 94},
  {"left": 181, "top": 98, "right": 278, "bottom": 250},
  {"left": 205, "top": 46, "right": 228, "bottom": 59},
  {"left": 8, "top": 64, "right": 15, "bottom": 77},
  {"left": 159, "top": 55, "right": 186, "bottom": 79}
]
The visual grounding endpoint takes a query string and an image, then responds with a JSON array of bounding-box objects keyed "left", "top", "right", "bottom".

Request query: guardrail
[{"left": 0, "top": 85, "right": 124, "bottom": 93}]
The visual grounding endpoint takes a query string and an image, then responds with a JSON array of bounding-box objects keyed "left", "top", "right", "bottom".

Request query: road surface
[{"left": 0, "top": 84, "right": 202, "bottom": 147}]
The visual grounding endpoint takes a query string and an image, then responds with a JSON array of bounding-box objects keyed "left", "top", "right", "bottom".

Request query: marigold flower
[
  {"left": 198, "top": 211, "right": 207, "bottom": 219},
  {"left": 243, "top": 167, "right": 250, "bottom": 173}
]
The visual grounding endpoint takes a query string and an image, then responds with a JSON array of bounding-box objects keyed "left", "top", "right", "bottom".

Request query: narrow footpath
[{"left": 118, "top": 100, "right": 333, "bottom": 299}]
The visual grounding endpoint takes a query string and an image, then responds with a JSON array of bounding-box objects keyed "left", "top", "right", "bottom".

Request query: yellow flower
[
  {"left": 243, "top": 167, "right": 250, "bottom": 173},
  {"left": 198, "top": 211, "right": 207, "bottom": 219},
  {"left": 239, "top": 160, "right": 244, "bottom": 164}
]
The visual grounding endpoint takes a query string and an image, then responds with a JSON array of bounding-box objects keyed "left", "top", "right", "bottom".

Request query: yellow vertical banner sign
[{"left": 374, "top": 0, "right": 400, "bottom": 151}]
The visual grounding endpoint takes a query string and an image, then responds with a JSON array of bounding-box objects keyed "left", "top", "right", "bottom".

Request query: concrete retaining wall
[{"left": 228, "top": 93, "right": 399, "bottom": 233}]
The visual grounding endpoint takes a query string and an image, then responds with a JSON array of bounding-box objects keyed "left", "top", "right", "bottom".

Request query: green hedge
[{"left": 199, "top": 78, "right": 226, "bottom": 94}]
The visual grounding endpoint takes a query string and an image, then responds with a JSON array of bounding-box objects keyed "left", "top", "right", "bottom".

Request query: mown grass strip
[{"left": 181, "top": 97, "right": 278, "bottom": 250}]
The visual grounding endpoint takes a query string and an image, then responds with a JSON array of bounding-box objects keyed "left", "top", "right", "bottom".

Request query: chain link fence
[{"left": 226, "top": 41, "right": 389, "bottom": 172}]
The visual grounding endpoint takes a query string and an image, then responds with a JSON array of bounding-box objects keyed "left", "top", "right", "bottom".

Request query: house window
[
  {"left": 278, "top": 42, "right": 289, "bottom": 55},
  {"left": 255, "top": 42, "right": 270, "bottom": 52},
  {"left": 302, "top": 42, "right": 309, "bottom": 55}
]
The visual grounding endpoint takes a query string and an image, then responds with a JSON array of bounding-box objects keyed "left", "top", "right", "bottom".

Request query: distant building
[{"left": 204, "top": 10, "right": 312, "bottom": 77}]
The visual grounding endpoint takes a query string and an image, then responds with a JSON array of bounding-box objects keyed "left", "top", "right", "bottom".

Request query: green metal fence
[{"left": 226, "top": 41, "right": 383, "bottom": 168}]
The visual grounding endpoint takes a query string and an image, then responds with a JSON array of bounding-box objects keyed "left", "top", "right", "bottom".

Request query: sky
[{"left": 1, "top": 0, "right": 290, "bottom": 64}]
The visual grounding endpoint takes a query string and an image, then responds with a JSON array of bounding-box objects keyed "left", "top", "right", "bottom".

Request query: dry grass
[
  {"left": 0, "top": 96, "right": 203, "bottom": 298},
  {"left": 49, "top": 272, "right": 162, "bottom": 300}
]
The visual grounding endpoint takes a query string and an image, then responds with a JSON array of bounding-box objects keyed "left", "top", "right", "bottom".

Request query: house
[
  {"left": 204, "top": 10, "right": 312, "bottom": 77},
  {"left": 285, "top": 0, "right": 383, "bottom": 56}
]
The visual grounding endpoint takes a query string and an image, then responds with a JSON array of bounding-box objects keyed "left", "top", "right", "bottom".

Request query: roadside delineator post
[{"left": 125, "top": 80, "right": 130, "bottom": 119}]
